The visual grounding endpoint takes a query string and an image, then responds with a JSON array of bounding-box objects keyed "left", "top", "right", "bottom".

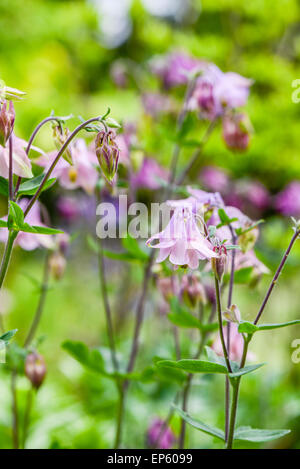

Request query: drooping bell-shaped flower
[
  {"left": 147, "top": 206, "right": 217, "bottom": 269},
  {"left": 147, "top": 418, "right": 175, "bottom": 449},
  {"left": 25, "top": 352, "right": 47, "bottom": 390},
  {"left": 222, "top": 112, "right": 251, "bottom": 151},
  {"left": 95, "top": 130, "right": 120, "bottom": 184},
  {"left": 0, "top": 133, "right": 33, "bottom": 179},
  {"left": 0, "top": 100, "right": 15, "bottom": 147}
]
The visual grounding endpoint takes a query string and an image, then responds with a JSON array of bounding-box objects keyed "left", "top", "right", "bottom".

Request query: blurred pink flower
[
  {"left": 188, "top": 64, "right": 252, "bottom": 119},
  {"left": 37, "top": 139, "right": 98, "bottom": 194},
  {"left": 132, "top": 158, "right": 168, "bottom": 190},
  {"left": 147, "top": 206, "right": 217, "bottom": 269},
  {"left": 275, "top": 181, "right": 300, "bottom": 217},
  {"left": 0, "top": 133, "right": 33, "bottom": 179},
  {"left": 200, "top": 166, "right": 229, "bottom": 193},
  {"left": 212, "top": 312, "right": 244, "bottom": 362},
  {"left": 0, "top": 199, "right": 54, "bottom": 251},
  {"left": 222, "top": 113, "right": 250, "bottom": 151},
  {"left": 57, "top": 196, "right": 81, "bottom": 222},
  {"left": 235, "top": 250, "right": 270, "bottom": 277},
  {"left": 151, "top": 52, "right": 202, "bottom": 88},
  {"left": 147, "top": 418, "right": 175, "bottom": 449},
  {"left": 142, "top": 92, "right": 173, "bottom": 117}
]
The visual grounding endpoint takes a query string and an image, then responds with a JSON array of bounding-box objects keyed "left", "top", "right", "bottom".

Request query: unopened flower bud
[
  {"left": 25, "top": 352, "right": 46, "bottom": 390},
  {"left": 157, "top": 277, "right": 174, "bottom": 302},
  {"left": 53, "top": 125, "right": 73, "bottom": 164},
  {"left": 49, "top": 252, "right": 66, "bottom": 280},
  {"left": 222, "top": 113, "right": 251, "bottom": 152},
  {"left": 0, "top": 100, "right": 15, "bottom": 147},
  {"left": 56, "top": 233, "right": 70, "bottom": 255},
  {"left": 223, "top": 304, "right": 240, "bottom": 323},
  {"left": 211, "top": 246, "right": 228, "bottom": 282},
  {"left": 95, "top": 130, "right": 120, "bottom": 184},
  {"left": 147, "top": 418, "right": 175, "bottom": 449}
]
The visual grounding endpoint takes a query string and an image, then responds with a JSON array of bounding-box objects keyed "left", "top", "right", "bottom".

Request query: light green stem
[{"left": 0, "top": 230, "right": 17, "bottom": 291}]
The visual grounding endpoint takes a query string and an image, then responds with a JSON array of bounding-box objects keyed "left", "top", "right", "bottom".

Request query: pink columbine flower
[
  {"left": 151, "top": 52, "right": 202, "bottom": 88},
  {"left": 146, "top": 205, "right": 217, "bottom": 269},
  {"left": 147, "top": 418, "right": 175, "bottom": 449},
  {"left": 141, "top": 92, "right": 173, "bottom": 118},
  {"left": 275, "top": 181, "right": 300, "bottom": 217},
  {"left": 37, "top": 139, "right": 98, "bottom": 194},
  {"left": 188, "top": 64, "right": 252, "bottom": 119},
  {"left": 222, "top": 112, "right": 251, "bottom": 151},
  {"left": 0, "top": 133, "right": 33, "bottom": 179},
  {"left": 131, "top": 158, "right": 169, "bottom": 190},
  {"left": 0, "top": 199, "right": 54, "bottom": 251}
]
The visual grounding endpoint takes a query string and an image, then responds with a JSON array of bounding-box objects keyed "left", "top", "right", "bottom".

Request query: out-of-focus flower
[
  {"left": 238, "top": 223, "right": 259, "bottom": 253},
  {"left": 235, "top": 250, "right": 269, "bottom": 286},
  {"left": 188, "top": 64, "right": 252, "bottom": 119},
  {"left": 110, "top": 61, "right": 128, "bottom": 88},
  {"left": 0, "top": 134, "right": 33, "bottom": 179},
  {"left": 275, "top": 182, "right": 300, "bottom": 217},
  {"left": 156, "top": 276, "right": 174, "bottom": 302},
  {"left": 181, "top": 274, "right": 206, "bottom": 306},
  {"left": 147, "top": 418, "right": 175, "bottom": 449},
  {"left": 142, "top": 92, "right": 173, "bottom": 118},
  {"left": 0, "top": 199, "right": 54, "bottom": 251},
  {"left": 49, "top": 252, "right": 66, "bottom": 280},
  {"left": 151, "top": 52, "right": 202, "bottom": 88},
  {"left": 0, "top": 288, "right": 13, "bottom": 317},
  {"left": 222, "top": 112, "right": 251, "bottom": 152},
  {"left": 95, "top": 130, "right": 120, "bottom": 184},
  {"left": 25, "top": 352, "right": 47, "bottom": 390},
  {"left": 0, "top": 100, "right": 15, "bottom": 147},
  {"left": 57, "top": 196, "right": 80, "bottom": 222},
  {"left": 200, "top": 166, "right": 229, "bottom": 193},
  {"left": 147, "top": 206, "right": 217, "bottom": 269},
  {"left": 37, "top": 139, "right": 98, "bottom": 194},
  {"left": 212, "top": 308, "right": 244, "bottom": 362},
  {"left": 55, "top": 232, "right": 70, "bottom": 255},
  {"left": 131, "top": 158, "right": 168, "bottom": 190}
]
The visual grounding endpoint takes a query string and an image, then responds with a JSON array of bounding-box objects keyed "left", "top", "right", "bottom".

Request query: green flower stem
[
  {"left": 214, "top": 275, "right": 232, "bottom": 373},
  {"left": 226, "top": 337, "right": 250, "bottom": 449},
  {"left": 0, "top": 230, "right": 17, "bottom": 292},
  {"left": 24, "top": 115, "right": 107, "bottom": 217}
]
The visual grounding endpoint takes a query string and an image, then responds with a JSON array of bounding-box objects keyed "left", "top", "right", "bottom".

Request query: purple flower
[
  {"left": 147, "top": 418, "right": 175, "bottom": 449},
  {"left": 275, "top": 181, "right": 300, "bottom": 217},
  {"left": 146, "top": 205, "right": 217, "bottom": 269},
  {"left": 222, "top": 112, "right": 251, "bottom": 152},
  {"left": 200, "top": 166, "right": 229, "bottom": 193},
  {"left": 57, "top": 196, "right": 81, "bottom": 222},
  {"left": 188, "top": 64, "right": 252, "bottom": 119},
  {"left": 141, "top": 92, "right": 173, "bottom": 117},
  {"left": 37, "top": 139, "right": 98, "bottom": 194},
  {"left": 0, "top": 133, "right": 33, "bottom": 179},
  {"left": 131, "top": 158, "right": 168, "bottom": 190},
  {"left": 151, "top": 52, "right": 202, "bottom": 88},
  {"left": 0, "top": 199, "right": 54, "bottom": 251}
]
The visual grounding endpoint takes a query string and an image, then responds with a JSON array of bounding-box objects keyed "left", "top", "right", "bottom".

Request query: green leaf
[
  {"left": 0, "top": 176, "right": 9, "bottom": 197},
  {"left": 234, "top": 267, "right": 254, "bottom": 284},
  {"left": 62, "top": 340, "right": 106, "bottom": 375},
  {"left": 217, "top": 208, "right": 238, "bottom": 228},
  {"left": 9, "top": 201, "right": 24, "bottom": 227},
  {"left": 30, "top": 225, "right": 63, "bottom": 235},
  {"left": 0, "top": 329, "right": 17, "bottom": 345},
  {"left": 18, "top": 175, "right": 57, "bottom": 196},
  {"left": 229, "top": 363, "right": 265, "bottom": 378},
  {"left": 234, "top": 426, "right": 290, "bottom": 443},
  {"left": 238, "top": 319, "right": 300, "bottom": 334},
  {"left": 173, "top": 406, "right": 225, "bottom": 441},
  {"left": 121, "top": 235, "right": 149, "bottom": 261},
  {"left": 157, "top": 359, "right": 228, "bottom": 374},
  {"left": 0, "top": 220, "right": 8, "bottom": 228}
]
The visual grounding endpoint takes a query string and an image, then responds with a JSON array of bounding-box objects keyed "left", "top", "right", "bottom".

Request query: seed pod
[
  {"left": 25, "top": 353, "right": 47, "bottom": 390},
  {"left": 0, "top": 100, "right": 15, "bottom": 147}
]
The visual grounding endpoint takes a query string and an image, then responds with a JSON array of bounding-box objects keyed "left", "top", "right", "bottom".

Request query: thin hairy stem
[
  {"left": 225, "top": 228, "right": 237, "bottom": 441},
  {"left": 254, "top": 229, "right": 300, "bottom": 325},
  {"left": 24, "top": 116, "right": 106, "bottom": 217},
  {"left": 8, "top": 135, "right": 14, "bottom": 201},
  {"left": 214, "top": 276, "right": 232, "bottom": 373},
  {"left": 0, "top": 230, "right": 17, "bottom": 292}
]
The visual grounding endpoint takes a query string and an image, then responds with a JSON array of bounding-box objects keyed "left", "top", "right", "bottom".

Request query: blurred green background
[{"left": 1, "top": 0, "right": 300, "bottom": 449}]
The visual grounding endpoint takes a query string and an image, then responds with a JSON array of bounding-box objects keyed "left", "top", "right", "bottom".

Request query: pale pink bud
[
  {"left": 222, "top": 113, "right": 251, "bottom": 152},
  {"left": 25, "top": 353, "right": 47, "bottom": 390},
  {"left": 49, "top": 252, "right": 66, "bottom": 280},
  {"left": 0, "top": 100, "right": 15, "bottom": 147},
  {"left": 95, "top": 130, "right": 120, "bottom": 184}
]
